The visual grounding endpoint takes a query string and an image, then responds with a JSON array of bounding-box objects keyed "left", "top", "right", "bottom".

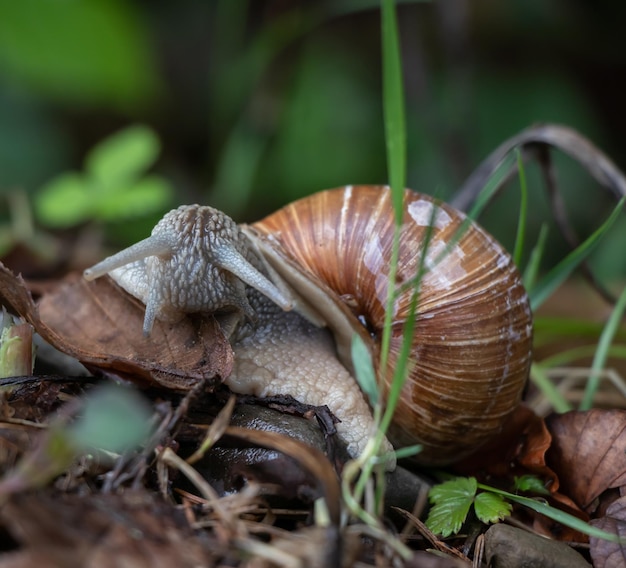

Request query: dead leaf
[
  {"left": 455, "top": 404, "right": 557, "bottom": 489},
  {"left": 0, "top": 262, "right": 233, "bottom": 390},
  {"left": 546, "top": 409, "right": 626, "bottom": 513},
  {"left": 590, "top": 495, "right": 626, "bottom": 568}
]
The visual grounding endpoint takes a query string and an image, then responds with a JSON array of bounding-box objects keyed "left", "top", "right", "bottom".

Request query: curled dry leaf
[
  {"left": 546, "top": 409, "right": 626, "bottom": 513},
  {"left": 0, "top": 262, "right": 233, "bottom": 390},
  {"left": 455, "top": 404, "right": 556, "bottom": 486},
  {"left": 590, "top": 495, "right": 626, "bottom": 568}
]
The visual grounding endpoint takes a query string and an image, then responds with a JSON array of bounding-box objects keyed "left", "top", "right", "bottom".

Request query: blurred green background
[{"left": 0, "top": 0, "right": 625, "bottom": 279}]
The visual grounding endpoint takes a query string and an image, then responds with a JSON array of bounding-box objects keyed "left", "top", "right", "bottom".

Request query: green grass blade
[
  {"left": 381, "top": 0, "right": 406, "bottom": 221},
  {"left": 529, "top": 197, "right": 625, "bottom": 311},
  {"left": 466, "top": 150, "right": 519, "bottom": 221},
  {"left": 478, "top": 483, "right": 626, "bottom": 544},
  {"left": 530, "top": 363, "right": 572, "bottom": 413},
  {"left": 513, "top": 149, "right": 528, "bottom": 267},
  {"left": 533, "top": 316, "right": 626, "bottom": 342},
  {"left": 580, "top": 285, "right": 626, "bottom": 410},
  {"left": 378, "top": 0, "right": 406, "bottom": 378},
  {"left": 539, "top": 344, "right": 626, "bottom": 369},
  {"left": 522, "top": 223, "right": 548, "bottom": 291}
]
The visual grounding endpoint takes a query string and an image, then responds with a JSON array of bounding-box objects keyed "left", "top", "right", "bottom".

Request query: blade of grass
[
  {"left": 378, "top": 0, "right": 405, "bottom": 384},
  {"left": 478, "top": 483, "right": 626, "bottom": 544},
  {"left": 539, "top": 344, "right": 626, "bottom": 369},
  {"left": 533, "top": 316, "right": 609, "bottom": 337},
  {"left": 522, "top": 223, "right": 549, "bottom": 291},
  {"left": 466, "top": 150, "right": 519, "bottom": 221},
  {"left": 529, "top": 197, "right": 625, "bottom": 311},
  {"left": 381, "top": 0, "right": 406, "bottom": 219},
  {"left": 530, "top": 363, "right": 572, "bottom": 413},
  {"left": 513, "top": 149, "right": 528, "bottom": 267},
  {"left": 345, "top": 0, "right": 410, "bottom": 520},
  {"left": 580, "top": 285, "right": 626, "bottom": 410}
]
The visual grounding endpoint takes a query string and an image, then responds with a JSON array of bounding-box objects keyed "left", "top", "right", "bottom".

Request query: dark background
[{"left": 1, "top": 0, "right": 624, "bottom": 278}]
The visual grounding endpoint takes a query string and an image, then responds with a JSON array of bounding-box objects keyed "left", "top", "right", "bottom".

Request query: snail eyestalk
[{"left": 83, "top": 234, "right": 173, "bottom": 281}]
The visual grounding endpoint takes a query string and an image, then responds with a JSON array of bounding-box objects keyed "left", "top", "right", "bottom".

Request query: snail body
[{"left": 84, "top": 185, "right": 532, "bottom": 466}]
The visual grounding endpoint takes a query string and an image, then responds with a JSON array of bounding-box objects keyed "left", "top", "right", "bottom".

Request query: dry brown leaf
[
  {"left": 590, "top": 496, "right": 626, "bottom": 568},
  {"left": 455, "top": 404, "right": 557, "bottom": 488},
  {"left": 546, "top": 409, "right": 626, "bottom": 512},
  {"left": 0, "top": 262, "right": 233, "bottom": 390}
]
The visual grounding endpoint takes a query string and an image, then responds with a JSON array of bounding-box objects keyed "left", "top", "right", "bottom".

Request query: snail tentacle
[
  {"left": 83, "top": 233, "right": 173, "bottom": 281},
  {"left": 213, "top": 243, "right": 294, "bottom": 312}
]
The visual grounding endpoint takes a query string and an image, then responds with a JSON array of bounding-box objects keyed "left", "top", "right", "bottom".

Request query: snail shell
[{"left": 245, "top": 185, "right": 533, "bottom": 465}]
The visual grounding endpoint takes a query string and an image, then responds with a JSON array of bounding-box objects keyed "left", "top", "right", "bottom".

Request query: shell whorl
[{"left": 249, "top": 185, "right": 533, "bottom": 465}]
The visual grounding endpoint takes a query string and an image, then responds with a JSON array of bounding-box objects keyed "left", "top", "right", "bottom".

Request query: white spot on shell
[
  {"left": 341, "top": 186, "right": 353, "bottom": 220},
  {"left": 408, "top": 199, "right": 452, "bottom": 229},
  {"left": 363, "top": 234, "right": 384, "bottom": 275},
  {"left": 362, "top": 234, "right": 392, "bottom": 311},
  {"left": 422, "top": 239, "right": 467, "bottom": 290}
]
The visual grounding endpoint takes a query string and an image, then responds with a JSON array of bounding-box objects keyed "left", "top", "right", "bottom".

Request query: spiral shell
[{"left": 248, "top": 185, "right": 533, "bottom": 465}]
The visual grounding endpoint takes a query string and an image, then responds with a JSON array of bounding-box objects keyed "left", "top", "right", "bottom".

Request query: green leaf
[
  {"left": 514, "top": 475, "right": 551, "bottom": 495},
  {"left": 351, "top": 334, "right": 379, "bottom": 406},
  {"left": 86, "top": 125, "right": 160, "bottom": 187},
  {"left": 35, "top": 172, "right": 92, "bottom": 228},
  {"left": 95, "top": 176, "right": 172, "bottom": 221},
  {"left": 68, "top": 384, "right": 153, "bottom": 454},
  {"left": 474, "top": 491, "right": 512, "bottom": 524},
  {"left": 426, "top": 477, "right": 477, "bottom": 537}
]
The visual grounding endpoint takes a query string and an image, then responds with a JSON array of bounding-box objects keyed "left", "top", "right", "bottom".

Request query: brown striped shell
[{"left": 247, "top": 185, "right": 533, "bottom": 465}]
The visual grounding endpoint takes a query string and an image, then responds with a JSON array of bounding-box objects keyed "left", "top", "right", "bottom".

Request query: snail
[{"left": 83, "top": 185, "right": 533, "bottom": 467}]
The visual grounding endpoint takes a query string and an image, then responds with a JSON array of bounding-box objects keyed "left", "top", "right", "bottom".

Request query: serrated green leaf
[
  {"left": 351, "top": 334, "right": 378, "bottom": 406},
  {"left": 474, "top": 491, "right": 512, "bottom": 524},
  {"left": 35, "top": 172, "right": 92, "bottom": 227},
  {"left": 426, "top": 477, "right": 477, "bottom": 537},
  {"left": 95, "top": 176, "right": 172, "bottom": 221},
  {"left": 86, "top": 125, "right": 160, "bottom": 187},
  {"left": 514, "top": 475, "right": 550, "bottom": 495}
]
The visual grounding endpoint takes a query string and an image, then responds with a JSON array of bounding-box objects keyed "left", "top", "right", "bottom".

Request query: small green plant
[
  {"left": 425, "top": 477, "right": 512, "bottom": 537},
  {"left": 35, "top": 124, "right": 173, "bottom": 228},
  {"left": 425, "top": 476, "right": 626, "bottom": 544}
]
